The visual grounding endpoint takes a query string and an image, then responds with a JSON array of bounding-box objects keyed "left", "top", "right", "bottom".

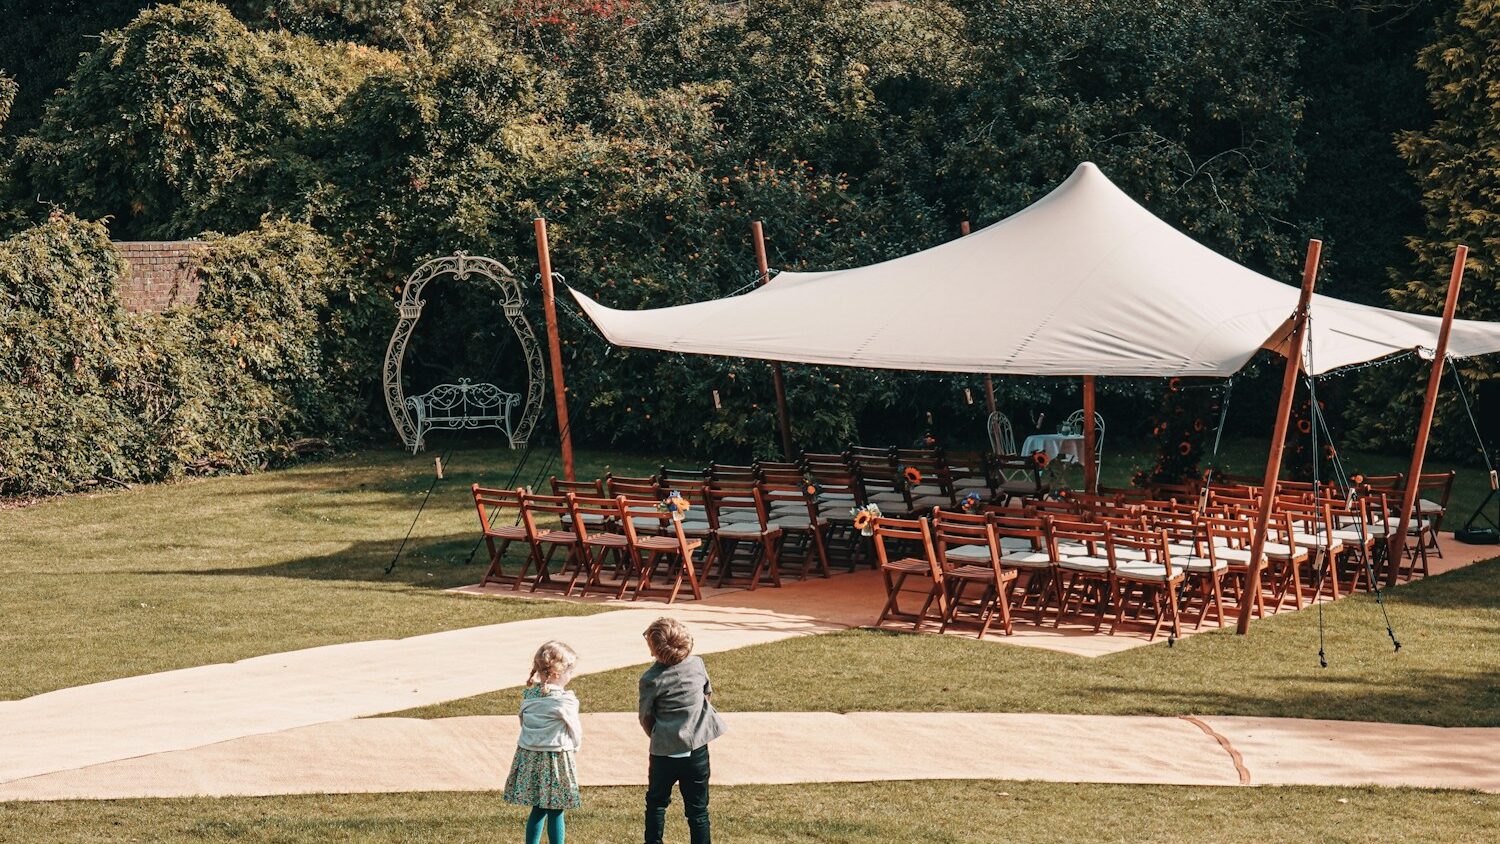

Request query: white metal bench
[{"left": 405, "top": 378, "right": 522, "bottom": 453}]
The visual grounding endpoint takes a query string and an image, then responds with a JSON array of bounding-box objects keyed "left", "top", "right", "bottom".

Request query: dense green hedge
[
  {"left": 1, "top": 0, "right": 1487, "bottom": 489},
  {"left": 0, "top": 215, "right": 349, "bottom": 495}
]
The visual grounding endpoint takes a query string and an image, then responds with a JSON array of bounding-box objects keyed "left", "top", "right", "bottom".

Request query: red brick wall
[{"left": 114, "top": 241, "right": 206, "bottom": 313}]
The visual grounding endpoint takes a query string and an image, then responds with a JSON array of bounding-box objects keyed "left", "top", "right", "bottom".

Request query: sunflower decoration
[
  {"left": 1350, "top": 473, "right": 1365, "bottom": 485},
  {"left": 851, "top": 503, "right": 882, "bottom": 536},
  {"left": 1193, "top": 418, "right": 1205, "bottom": 433},
  {"left": 1178, "top": 441, "right": 1192, "bottom": 456},
  {"left": 1031, "top": 450, "right": 1050, "bottom": 469},
  {"left": 803, "top": 476, "right": 823, "bottom": 498},
  {"left": 959, "top": 491, "right": 983, "bottom": 512},
  {"left": 1168, "top": 377, "right": 1182, "bottom": 392},
  {"left": 1297, "top": 418, "right": 1312, "bottom": 434},
  {"left": 656, "top": 490, "right": 691, "bottom": 521},
  {"left": 903, "top": 465, "right": 923, "bottom": 487}
]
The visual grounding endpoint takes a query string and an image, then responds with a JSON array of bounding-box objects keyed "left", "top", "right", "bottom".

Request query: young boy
[{"left": 638, "top": 617, "right": 726, "bottom": 844}]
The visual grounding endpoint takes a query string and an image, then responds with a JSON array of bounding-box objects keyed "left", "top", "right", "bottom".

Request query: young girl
[{"left": 504, "top": 641, "right": 582, "bottom": 844}]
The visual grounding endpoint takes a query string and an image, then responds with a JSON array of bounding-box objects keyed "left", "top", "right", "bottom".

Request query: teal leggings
[{"left": 525, "top": 807, "right": 565, "bottom": 844}]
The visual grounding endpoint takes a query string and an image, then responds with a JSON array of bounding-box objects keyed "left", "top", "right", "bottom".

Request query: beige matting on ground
[
  {"left": 2, "top": 712, "right": 1496, "bottom": 801},
  {"left": 0, "top": 606, "right": 838, "bottom": 788}
]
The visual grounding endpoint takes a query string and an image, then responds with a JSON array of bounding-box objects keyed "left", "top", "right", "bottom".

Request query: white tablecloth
[{"left": 1019, "top": 434, "right": 1085, "bottom": 464}]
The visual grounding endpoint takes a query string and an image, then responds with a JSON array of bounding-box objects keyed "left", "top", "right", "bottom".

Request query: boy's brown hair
[{"left": 643, "top": 617, "right": 693, "bottom": 666}]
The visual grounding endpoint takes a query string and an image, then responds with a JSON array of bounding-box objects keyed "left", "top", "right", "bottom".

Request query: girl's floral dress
[{"left": 502, "top": 684, "right": 582, "bottom": 809}]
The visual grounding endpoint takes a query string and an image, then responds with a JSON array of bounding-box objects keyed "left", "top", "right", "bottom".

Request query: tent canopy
[{"left": 573, "top": 162, "right": 1500, "bottom": 378}]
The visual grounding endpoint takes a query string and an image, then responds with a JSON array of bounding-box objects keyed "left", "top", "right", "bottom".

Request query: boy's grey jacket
[{"left": 638, "top": 655, "right": 727, "bottom": 756}]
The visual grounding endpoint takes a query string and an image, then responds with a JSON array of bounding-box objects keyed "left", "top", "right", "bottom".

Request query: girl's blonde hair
[{"left": 527, "top": 640, "right": 578, "bottom": 686}]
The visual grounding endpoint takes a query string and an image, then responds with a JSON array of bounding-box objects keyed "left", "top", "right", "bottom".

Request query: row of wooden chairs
[{"left": 472, "top": 486, "right": 704, "bottom": 604}]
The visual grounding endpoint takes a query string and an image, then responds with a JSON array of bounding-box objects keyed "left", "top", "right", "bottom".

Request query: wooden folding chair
[
  {"left": 551, "top": 476, "right": 605, "bottom": 532},
  {"left": 659, "top": 465, "right": 708, "bottom": 489},
  {"left": 991, "top": 454, "right": 1047, "bottom": 500},
  {"left": 932, "top": 508, "right": 1016, "bottom": 636},
  {"left": 1203, "top": 513, "right": 1267, "bottom": 620},
  {"left": 567, "top": 494, "right": 632, "bottom": 597},
  {"left": 760, "top": 480, "right": 831, "bottom": 579},
  {"left": 938, "top": 448, "right": 996, "bottom": 496},
  {"left": 872, "top": 515, "right": 948, "bottom": 631},
  {"left": 991, "top": 512, "right": 1056, "bottom": 623},
  {"left": 1106, "top": 523, "right": 1183, "bottom": 641},
  {"left": 517, "top": 493, "right": 587, "bottom": 593},
  {"left": 1277, "top": 494, "right": 1344, "bottom": 603},
  {"left": 1327, "top": 493, "right": 1378, "bottom": 593},
  {"left": 620, "top": 500, "right": 703, "bottom": 603},
  {"left": 704, "top": 484, "right": 783, "bottom": 589},
  {"left": 1144, "top": 509, "right": 1225, "bottom": 629},
  {"left": 1045, "top": 517, "right": 1113, "bottom": 630},
  {"left": 472, "top": 485, "right": 535, "bottom": 589}
]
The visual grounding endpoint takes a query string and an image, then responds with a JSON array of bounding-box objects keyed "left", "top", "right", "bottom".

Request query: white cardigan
[{"left": 517, "top": 686, "right": 583, "bottom": 752}]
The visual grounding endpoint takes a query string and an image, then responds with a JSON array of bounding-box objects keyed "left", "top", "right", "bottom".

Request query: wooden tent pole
[
  {"left": 1388, "top": 246, "right": 1468, "bottom": 587},
  {"left": 960, "top": 219, "right": 1000, "bottom": 415},
  {"left": 752, "top": 221, "right": 795, "bottom": 460},
  {"left": 534, "top": 218, "right": 576, "bottom": 481},
  {"left": 1238, "top": 239, "right": 1322, "bottom": 635},
  {"left": 1082, "top": 375, "right": 1098, "bottom": 493}
]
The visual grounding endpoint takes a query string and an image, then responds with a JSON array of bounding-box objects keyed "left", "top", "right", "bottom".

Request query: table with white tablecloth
[{"left": 1019, "top": 433, "right": 1086, "bottom": 464}]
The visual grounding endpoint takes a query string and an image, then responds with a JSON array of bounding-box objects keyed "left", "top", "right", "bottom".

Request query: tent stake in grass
[
  {"left": 1389, "top": 246, "right": 1469, "bottom": 587},
  {"left": 1241, "top": 239, "right": 1322, "bottom": 635}
]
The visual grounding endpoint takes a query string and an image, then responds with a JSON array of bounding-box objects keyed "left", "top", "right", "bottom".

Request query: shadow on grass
[{"left": 140, "top": 531, "right": 528, "bottom": 591}]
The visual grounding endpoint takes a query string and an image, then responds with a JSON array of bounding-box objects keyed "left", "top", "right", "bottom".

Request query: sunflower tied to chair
[
  {"left": 803, "top": 476, "right": 823, "bottom": 497},
  {"left": 851, "top": 503, "right": 881, "bottom": 536},
  {"left": 657, "top": 491, "right": 690, "bottom": 521},
  {"left": 902, "top": 465, "right": 922, "bottom": 487},
  {"left": 1031, "top": 450, "right": 1050, "bottom": 470}
]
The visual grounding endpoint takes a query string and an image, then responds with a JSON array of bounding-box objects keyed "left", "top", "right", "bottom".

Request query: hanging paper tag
[
  {"left": 712, "top": 390, "right": 722, "bottom": 410},
  {"left": 1490, "top": 469, "right": 1497, "bottom": 491},
  {"left": 926, "top": 411, "right": 934, "bottom": 425},
  {"left": 964, "top": 388, "right": 974, "bottom": 405},
  {"left": 434, "top": 457, "right": 444, "bottom": 480}
]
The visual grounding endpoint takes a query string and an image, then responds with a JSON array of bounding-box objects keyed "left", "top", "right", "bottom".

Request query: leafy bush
[{"left": 0, "top": 215, "right": 351, "bottom": 495}]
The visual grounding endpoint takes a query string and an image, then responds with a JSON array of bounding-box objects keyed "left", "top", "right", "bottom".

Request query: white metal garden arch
[{"left": 382, "top": 253, "right": 545, "bottom": 453}]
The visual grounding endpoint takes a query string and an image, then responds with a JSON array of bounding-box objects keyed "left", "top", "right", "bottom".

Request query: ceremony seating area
[{"left": 470, "top": 446, "right": 1456, "bottom": 643}]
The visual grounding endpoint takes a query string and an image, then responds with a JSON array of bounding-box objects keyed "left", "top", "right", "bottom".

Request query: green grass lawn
[
  {"left": 403, "top": 558, "right": 1500, "bottom": 727},
  {"left": 0, "top": 445, "right": 672, "bottom": 700},
  {"left": 0, "top": 782, "right": 1494, "bottom": 843},
  {"left": 2, "top": 436, "right": 1490, "bottom": 708}
]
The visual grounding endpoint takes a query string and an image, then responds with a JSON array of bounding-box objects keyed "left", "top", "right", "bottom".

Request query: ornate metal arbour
[{"left": 383, "top": 253, "right": 545, "bottom": 452}]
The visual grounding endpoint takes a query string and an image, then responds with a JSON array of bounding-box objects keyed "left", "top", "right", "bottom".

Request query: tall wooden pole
[
  {"left": 961, "top": 219, "right": 1000, "bottom": 415},
  {"left": 752, "top": 221, "right": 795, "bottom": 460},
  {"left": 1082, "top": 375, "right": 1098, "bottom": 493},
  {"left": 1238, "top": 239, "right": 1322, "bottom": 635},
  {"left": 1387, "top": 246, "right": 1468, "bottom": 587},
  {"left": 534, "top": 218, "right": 576, "bottom": 481}
]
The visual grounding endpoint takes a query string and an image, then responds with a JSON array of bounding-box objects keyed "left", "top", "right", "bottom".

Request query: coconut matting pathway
[
  {"left": 3, "top": 712, "right": 1497, "bottom": 801},
  {"left": 0, "top": 606, "right": 839, "bottom": 787}
]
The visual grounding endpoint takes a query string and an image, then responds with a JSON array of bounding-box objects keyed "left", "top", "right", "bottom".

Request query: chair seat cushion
[
  {"left": 1177, "top": 555, "right": 1226, "bottom": 573},
  {"left": 769, "top": 516, "right": 822, "bottom": 530},
  {"left": 953, "top": 478, "right": 990, "bottom": 491},
  {"left": 1116, "top": 562, "right": 1178, "bottom": 582},
  {"left": 999, "top": 479, "right": 1041, "bottom": 494},
  {"left": 1057, "top": 555, "right": 1111, "bottom": 574},
  {"left": 999, "top": 536, "right": 1041, "bottom": 552},
  {"left": 1000, "top": 549, "right": 1054, "bottom": 568},
  {"left": 945, "top": 545, "right": 992, "bottom": 564},
  {"left": 1331, "top": 527, "right": 1375, "bottom": 543},
  {"left": 1418, "top": 498, "right": 1445, "bottom": 515}
]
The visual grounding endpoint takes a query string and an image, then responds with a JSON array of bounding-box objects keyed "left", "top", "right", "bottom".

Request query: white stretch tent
[{"left": 573, "top": 162, "right": 1500, "bottom": 377}]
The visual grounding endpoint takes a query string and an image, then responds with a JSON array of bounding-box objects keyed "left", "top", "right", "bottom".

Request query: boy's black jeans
[{"left": 643, "top": 745, "right": 711, "bottom": 844}]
